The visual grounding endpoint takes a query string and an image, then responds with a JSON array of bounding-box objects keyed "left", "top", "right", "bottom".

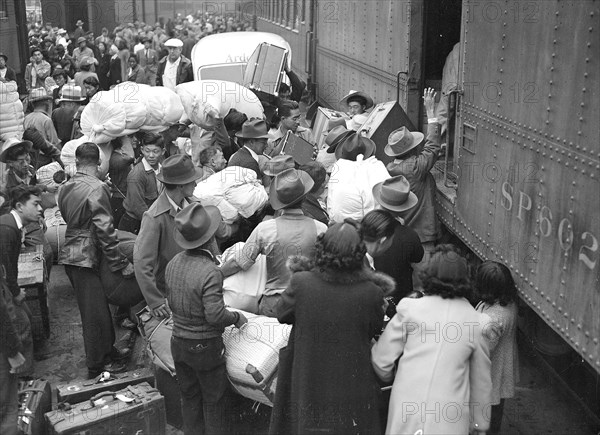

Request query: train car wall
[{"left": 436, "top": 0, "right": 599, "bottom": 372}]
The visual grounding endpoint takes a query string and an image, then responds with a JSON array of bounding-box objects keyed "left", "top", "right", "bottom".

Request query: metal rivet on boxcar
[
  {"left": 584, "top": 72, "right": 588, "bottom": 77},
  {"left": 550, "top": 67, "right": 554, "bottom": 71},
  {"left": 554, "top": 26, "right": 558, "bottom": 30}
]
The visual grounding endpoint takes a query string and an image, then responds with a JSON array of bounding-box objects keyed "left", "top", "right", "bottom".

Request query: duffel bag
[{"left": 136, "top": 307, "right": 175, "bottom": 376}]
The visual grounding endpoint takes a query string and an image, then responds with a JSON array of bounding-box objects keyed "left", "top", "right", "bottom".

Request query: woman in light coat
[
  {"left": 475, "top": 261, "right": 519, "bottom": 434},
  {"left": 371, "top": 244, "right": 493, "bottom": 435}
]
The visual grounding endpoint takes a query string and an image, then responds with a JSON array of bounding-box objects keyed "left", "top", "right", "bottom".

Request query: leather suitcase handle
[
  {"left": 88, "top": 391, "right": 116, "bottom": 407},
  {"left": 18, "top": 387, "right": 47, "bottom": 395}
]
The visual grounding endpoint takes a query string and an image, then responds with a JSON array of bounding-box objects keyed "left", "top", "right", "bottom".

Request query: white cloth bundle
[
  {"left": 0, "top": 82, "right": 24, "bottom": 141},
  {"left": 176, "top": 80, "right": 264, "bottom": 130}
]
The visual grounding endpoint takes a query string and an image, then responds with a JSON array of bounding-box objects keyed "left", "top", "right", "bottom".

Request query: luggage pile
[
  {"left": 0, "top": 81, "right": 25, "bottom": 188},
  {"left": 15, "top": 370, "right": 166, "bottom": 435}
]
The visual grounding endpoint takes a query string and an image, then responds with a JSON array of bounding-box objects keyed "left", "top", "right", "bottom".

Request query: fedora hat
[
  {"left": 156, "top": 154, "right": 203, "bottom": 185},
  {"left": 57, "top": 28, "right": 67, "bottom": 34},
  {"left": 76, "top": 36, "right": 87, "bottom": 44},
  {"left": 385, "top": 126, "right": 424, "bottom": 157},
  {"left": 269, "top": 168, "right": 314, "bottom": 210},
  {"left": 0, "top": 138, "right": 33, "bottom": 163},
  {"left": 173, "top": 203, "right": 222, "bottom": 249},
  {"left": 76, "top": 20, "right": 84, "bottom": 26},
  {"left": 372, "top": 175, "right": 418, "bottom": 213},
  {"left": 235, "top": 118, "right": 269, "bottom": 139},
  {"left": 28, "top": 88, "right": 52, "bottom": 103},
  {"left": 334, "top": 132, "right": 376, "bottom": 161},
  {"left": 325, "top": 125, "right": 354, "bottom": 154},
  {"left": 0, "top": 52, "right": 7, "bottom": 62},
  {"left": 340, "top": 90, "right": 374, "bottom": 110},
  {"left": 58, "top": 84, "right": 86, "bottom": 103},
  {"left": 262, "top": 154, "right": 295, "bottom": 177}
]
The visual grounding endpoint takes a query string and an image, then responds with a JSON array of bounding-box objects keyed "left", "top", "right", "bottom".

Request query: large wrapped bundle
[
  {"left": 0, "top": 81, "right": 24, "bottom": 141},
  {"left": 111, "top": 83, "right": 184, "bottom": 132},
  {"left": 176, "top": 80, "right": 264, "bottom": 130},
  {"left": 80, "top": 97, "right": 128, "bottom": 144},
  {"left": 92, "top": 87, "right": 148, "bottom": 136},
  {"left": 61, "top": 135, "right": 112, "bottom": 178}
]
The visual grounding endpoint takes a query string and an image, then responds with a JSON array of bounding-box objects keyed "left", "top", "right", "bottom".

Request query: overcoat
[
  {"left": 371, "top": 295, "right": 493, "bottom": 435},
  {"left": 270, "top": 256, "right": 394, "bottom": 435}
]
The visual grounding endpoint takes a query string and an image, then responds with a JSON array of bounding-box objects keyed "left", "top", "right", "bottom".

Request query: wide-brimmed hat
[
  {"left": 76, "top": 20, "right": 84, "bottom": 26},
  {"left": 340, "top": 90, "right": 374, "bottom": 110},
  {"left": 58, "top": 84, "right": 86, "bottom": 103},
  {"left": 372, "top": 175, "right": 418, "bottom": 213},
  {"left": 28, "top": 88, "right": 52, "bottom": 103},
  {"left": 0, "top": 138, "right": 33, "bottom": 163},
  {"left": 269, "top": 168, "right": 314, "bottom": 210},
  {"left": 156, "top": 154, "right": 203, "bottom": 184},
  {"left": 385, "top": 126, "right": 424, "bottom": 157},
  {"left": 164, "top": 38, "right": 183, "bottom": 48},
  {"left": 57, "top": 28, "right": 67, "bottom": 34},
  {"left": 79, "top": 56, "right": 95, "bottom": 66},
  {"left": 141, "top": 36, "right": 151, "bottom": 43},
  {"left": 0, "top": 52, "right": 8, "bottom": 62},
  {"left": 235, "top": 118, "right": 269, "bottom": 139},
  {"left": 173, "top": 203, "right": 222, "bottom": 249},
  {"left": 325, "top": 125, "right": 353, "bottom": 154},
  {"left": 262, "top": 154, "right": 295, "bottom": 176},
  {"left": 76, "top": 36, "right": 87, "bottom": 44},
  {"left": 335, "top": 132, "right": 376, "bottom": 160}
]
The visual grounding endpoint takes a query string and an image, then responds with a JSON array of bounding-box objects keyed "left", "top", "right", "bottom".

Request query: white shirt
[
  {"left": 142, "top": 158, "right": 162, "bottom": 192},
  {"left": 166, "top": 194, "right": 189, "bottom": 213},
  {"left": 162, "top": 57, "right": 181, "bottom": 90},
  {"left": 10, "top": 210, "right": 25, "bottom": 243},
  {"left": 0, "top": 67, "right": 6, "bottom": 79}
]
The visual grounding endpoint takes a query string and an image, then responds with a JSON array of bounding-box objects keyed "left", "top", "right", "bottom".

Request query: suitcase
[
  {"left": 17, "top": 378, "right": 52, "bottom": 435},
  {"left": 312, "top": 106, "right": 345, "bottom": 151},
  {"left": 154, "top": 366, "right": 183, "bottom": 430},
  {"left": 243, "top": 42, "right": 288, "bottom": 96},
  {"left": 45, "top": 382, "right": 166, "bottom": 435},
  {"left": 279, "top": 130, "right": 316, "bottom": 165},
  {"left": 358, "top": 101, "right": 417, "bottom": 165},
  {"left": 222, "top": 309, "right": 292, "bottom": 406},
  {"left": 56, "top": 367, "right": 155, "bottom": 404}
]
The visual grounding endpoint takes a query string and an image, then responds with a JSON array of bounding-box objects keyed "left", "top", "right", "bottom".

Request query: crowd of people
[{"left": 0, "top": 16, "right": 520, "bottom": 435}]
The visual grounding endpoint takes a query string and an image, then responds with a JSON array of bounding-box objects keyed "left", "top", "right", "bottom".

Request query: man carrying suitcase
[{"left": 165, "top": 203, "right": 247, "bottom": 435}]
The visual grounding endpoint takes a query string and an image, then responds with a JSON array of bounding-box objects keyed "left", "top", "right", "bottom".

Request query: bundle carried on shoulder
[
  {"left": 0, "top": 81, "right": 24, "bottom": 141},
  {"left": 176, "top": 80, "right": 264, "bottom": 130}
]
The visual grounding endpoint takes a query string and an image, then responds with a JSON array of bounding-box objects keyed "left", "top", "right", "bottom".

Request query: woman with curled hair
[
  {"left": 270, "top": 220, "right": 395, "bottom": 435},
  {"left": 474, "top": 261, "right": 519, "bottom": 435},
  {"left": 371, "top": 244, "right": 493, "bottom": 435}
]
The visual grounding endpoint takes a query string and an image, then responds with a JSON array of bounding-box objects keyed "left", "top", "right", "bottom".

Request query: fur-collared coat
[{"left": 269, "top": 257, "right": 395, "bottom": 435}]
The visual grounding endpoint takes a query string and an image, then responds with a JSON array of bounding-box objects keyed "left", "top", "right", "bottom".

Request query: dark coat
[
  {"left": 0, "top": 67, "right": 17, "bottom": 83},
  {"left": 155, "top": 54, "right": 193, "bottom": 88},
  {"left": 108, "top": 56, "right": 122, "bottom": 86},
  {"left": 227, "top": 146, "right": 261, "bottom": 178},
  {"left": 0, "top": 213, "right": 22, "bottom": 297},
  {"left": 270, "top": 256, "right": 394, "bottom": 435}
]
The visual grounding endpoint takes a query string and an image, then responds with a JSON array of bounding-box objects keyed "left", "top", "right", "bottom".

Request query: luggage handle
[
  {"left": 88, "top": 391, "right": 117, "bottom": 407},
  {"left": 18, "top": 387, "right": 47, "bottom": 395}
]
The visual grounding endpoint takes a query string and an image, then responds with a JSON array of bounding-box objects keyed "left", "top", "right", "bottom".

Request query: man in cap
[
  {"left": 138, "top": 36, "right": 159, "bottom": 85},
  {"left": 221, "top": 168, "right": 327, "bottom": 316},
  {"left": 363, "top": 175, "right": 424, "bottom": 299},
  {"left": 73, "top": 20, "right": 85, "bottom": 41},
  {"left": 227, "top": 118, "right": 270, "bottom": 180},
  {"left": 56, "top": 28, "right": 68, "bottom": 48},
  {"left": 24, "top": 47, "right": 51, "bottom": 92},
  {"left": 326, "top": 131, "right": 390, "bottom": 222},
  {"left": 23, "top": 88, "right": 60, "bottom": 148},
  {"left": 0, "top": 53, "right": 17, "bottom": 83},
  {"left": 50, "top": 44, "right": 75, "bottom": 77},
  {"left": 72, "top": 36, "right": 94, "bottom": 71},
  {"left": 155, "top": 38, "right": 192, "bottom": 89},
  {"left": 165, "top": 203, "right": 248, "bottom": 435},
  {"left": 73, "top": 56, "right": 98, "bottom": 96},
  {"left": 51, "top": 84, "right": 86, "bottom": 144},
  {"left": 134, "top": 154, "right": 228, "bottom": 319},
  {"left": 384, "top": 87, "right": 441, "bottom": 288},
  {"left": 58, "top": 143, "right": 134, "bottom": 378}
]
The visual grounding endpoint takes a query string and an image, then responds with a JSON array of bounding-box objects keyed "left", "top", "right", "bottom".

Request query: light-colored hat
[
  {"left": 173, "top": 203, "right": 222, "bottom": 249},
  {"left": 28, "top": 88, "right": 52, "bottom": 103},
  {"left": 372, "top": 175, "right": 418, "bottom": 213},
  {"left": 262, "top": 154, "right": 295, "bottom": 176},
  {"left": 79, "top": 56, "right": 96, "bottom": 66},
  {"left": 340, "top": 90, "right": 374, "bottom": 110},
  {"left": 164, "top": 38, "right": 183, "bottom": 48},
  {"left": 77, "top": 36, "right": 87, "bottom": 44},
  {"left": 57, "top": 28, "right": 67, "bottom": 34},
  {"left": 269, "top": 168, "right": 314, "bottom": 210},
  {"left": 0, "top": 138, "right": 33, "bottom": 163},
  {"left": 58, "top": 84, "right": 87, "bottom": 103},
  {"left": 384, "top": 126, "right": 424, "bottom": 157}
]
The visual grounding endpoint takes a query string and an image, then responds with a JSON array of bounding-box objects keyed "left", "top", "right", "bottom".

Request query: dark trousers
[
  {"left": 171, "top": 336, "right": 230, "bottom": 435},
  {"left": 0, "top": 354, "right": 18, "bottom": 435},
  {"left": 118, "top": 212, "right": 141, "bottom": 235},
  {"left": 65, "top": 266, "right": 115, "bottom": 370},
  {"left": 489, "top": 399, "right": 505, "bottom": 434}
]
